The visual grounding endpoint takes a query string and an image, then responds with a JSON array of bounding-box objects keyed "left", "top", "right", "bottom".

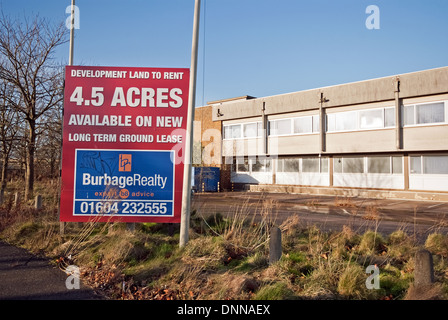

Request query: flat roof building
[{"left": 195, "top": 66, "right": 448, "bottom": 201}]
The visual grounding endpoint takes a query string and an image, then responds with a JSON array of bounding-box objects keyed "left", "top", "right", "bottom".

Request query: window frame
[
  {"left": 326, "top": 106, "right": 395, "bottom": 133},
  {"left": 223, "top": 121, "right": 263, "bottom": 140},
  {"left": 402, "top": 101, "right": 447, "bottom": 128}
]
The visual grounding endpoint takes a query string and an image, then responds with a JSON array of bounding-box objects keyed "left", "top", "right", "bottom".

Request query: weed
[{"left": 253, "top": 281, "right": 295, "bottom": 300}]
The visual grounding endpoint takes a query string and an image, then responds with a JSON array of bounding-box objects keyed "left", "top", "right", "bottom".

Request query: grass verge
[{"left": 1, "top": 180, "right": 448, "bottom": 300}]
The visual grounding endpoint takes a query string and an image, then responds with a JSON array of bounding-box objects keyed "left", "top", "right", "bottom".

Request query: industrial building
[{"left": 194, "top": 66, "right": 448, "bottom": 201}]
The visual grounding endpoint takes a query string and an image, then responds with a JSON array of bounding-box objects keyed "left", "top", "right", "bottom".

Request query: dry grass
[{"left": 2, "top": 180, "right": 448, "bottom": 300}]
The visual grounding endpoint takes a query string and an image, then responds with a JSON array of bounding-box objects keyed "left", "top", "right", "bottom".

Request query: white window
[
  {"left": 302, "top": 158, "right": 319, "bottom": 172},
  {"left": 312, "top": 115, "right": 320, "bottom": 133},
  {"left": 403, "top": 105, "right": 415, "bottom": 126},
  {"left": 320, "top": 157, "right": 328, "bottom": 172},
  {"left": 224, "top": 124, "right": 242, "bottom": 139},
  {"left": 384, "top": 107, "right": 395, "bottom": 128},
  {"left": 410, "top": 156, "right": 422, "bottom": 174},
  {"left": 280, "top": 159, "right": 300, "bottom": 172},
  {"left": 417, "top": 102, "right": 445, "bottom": 124},
  {"left": 236, "top": 158, "right": 249, "bottom": 172},
  {"left": 333, "top": 157, "right": 364, "bottom": 173},
  {"left": 368, "top": 156, "right": 391, "bottom": 174},
  {"left": 327, "top": 111, "right": 357, "bottom": 132},
  {"left": 251, "top": 158, "right": 272, "bottom": 172},
  {"left": 359, "top": 109, "right": 384, "bottom": 129},
  {"left": 293, "top": 116, "right": 312, "bottom": 134},
  {"left": 269, "top": 119, "right": 291, "bottom": 136},
  {"left": 403, "top": 101, "right": 446, "bottom": 126},
  {"left": 243, "top": 122, "right": 259, "bottom": 138},
  {"left": 343, "top": 157, "right": 364, "bottom": 173},
  {"left": 423, "top": 155, "right": 448, "bottom": 174},
  {"left": 392, "top": 156, "right": 403, "bottom": 174},
  {"left": 301, "top": 157, "right": 329, "bottom": 173}
]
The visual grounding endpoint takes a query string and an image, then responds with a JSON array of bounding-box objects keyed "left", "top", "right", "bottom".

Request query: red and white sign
[{"left": 60, "top": 66, "right": 189, "bottom": 223}]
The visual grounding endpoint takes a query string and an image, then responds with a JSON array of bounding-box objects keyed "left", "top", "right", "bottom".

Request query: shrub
[
  {"left": 337, "top": 263, "right": 370, "bottom": 299},
  {"left": 425, "top": 233, "right": 448, "bottom": 256},
  {"left": 357, "top": 230, "right": 385, "bottom": 255}
]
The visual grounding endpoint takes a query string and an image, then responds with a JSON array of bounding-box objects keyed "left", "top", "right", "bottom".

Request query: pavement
[{"left": 0, "top": 240, "right": 102, "bottom": 300}]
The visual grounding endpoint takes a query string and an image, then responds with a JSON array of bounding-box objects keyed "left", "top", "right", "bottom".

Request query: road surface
[
  {"left": 192, "top": 191, "right": 448, "bottom": 241},
  {"left": 0, "top": 240, "right": 102, "bottom": 300}
]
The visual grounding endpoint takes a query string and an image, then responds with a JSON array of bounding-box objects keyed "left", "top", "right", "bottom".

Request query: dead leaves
[{"left": 80, "top": 261, "right": 192, "bottom": 300}]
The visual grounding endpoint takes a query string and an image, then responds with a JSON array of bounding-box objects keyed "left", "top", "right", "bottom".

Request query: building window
[
  {"left": 403, "top": 102, "right": 446, "bottom": 126},
  {"left": 224, "top": 124, "right": 242, "bottom": 139},
  {"left": 235, "top": 157, "right": 272, "bottom": 173},
  {"left": 302, "top": 158, "right": 320, "bottom": 172},
  {"left": 269, "top": 119, "right": 291, "bottom": 136},
  {"left": 335, "top": 156, "right": 403, "bottom": 174},
  {"left": 385, "top": 107, "right": 396, "bottom": 128},
  {"left": 236, "top": 158, "right": 249, "bottom": 172},
  {"left": 312, "top": 115, "right": 320, "bottom": 133},
  {"left": 410, "top": 156, "right": 422, "bottom": 174},
  {"left": 293, "top": 116, "right": 312, "bottom": 134},
  {"left": 343, "top": 157, "right": 364, "bottom": 173},
  {"left": 368, "top": 156, "right": 391, "bottom": 174},
  {"left": 392, "top": 156, "right": 403, "bottom": 174},
  {"left": 243, "top": 122, "right": 262, "bottom": 138},
  {"left": 327, "top": 107, "right": 395, "bottom": 132},
  {"left": 269, "top": 115, "right": 319, "bottom": 136},
  {"left": 327, "top": 111, "right": 357, "bottom": 132},
  {"left": 277, "top": 159, "right": 300, "bottom": 172},
  {"left": 359, "top": 109, "right": 384, "bottom": 129},
  {"left": 224, "top": 122, "right": 262, "bottom": 139},
  {"left": 252, "top": 158, "right": 272, "bottom": 172},
  {"left": 417, "top": 102, "right": 445, "bottom": 124},
  {"left": 301, "top": 157, "right": 328, "bottom": 173},
  {"left": 277, "top": 157, "right": 328, "bottom": 173},
  {"left": 411, "top": 155, "right": 448, "bottom": 175}
]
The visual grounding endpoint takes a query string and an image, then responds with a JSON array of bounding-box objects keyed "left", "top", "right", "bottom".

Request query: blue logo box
[{"left": 73, "top": 149, "right": 174, "bottom": 217}]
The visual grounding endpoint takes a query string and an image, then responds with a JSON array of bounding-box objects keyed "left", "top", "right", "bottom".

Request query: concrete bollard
[
  {"left": 35, "top": 194, "right": 42, "bottom": 210},
  {"left": 414, "top": 249, "right": 434, "bottom": 288},
  {"left": 269, "top": 226, "right": 282, "bottom": 264}
]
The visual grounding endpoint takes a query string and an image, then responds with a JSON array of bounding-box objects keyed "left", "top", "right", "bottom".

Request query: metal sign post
[{"left": 179, "top": 0, "right": 201, "bottom": 247}]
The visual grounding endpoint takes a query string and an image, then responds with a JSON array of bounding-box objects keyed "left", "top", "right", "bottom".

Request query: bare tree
[
  {"left": 0, "top": 81, "right": 21, "bottom": 191},
  {"left": 0, "top": 13, "right": 68, "bottom": 199},
  {"left": 36, "top": 102, "right": 63, "bottom": 179}
]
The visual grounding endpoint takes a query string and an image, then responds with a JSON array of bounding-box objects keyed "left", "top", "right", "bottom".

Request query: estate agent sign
[{"left": 60, "top": 66, "right": 189, "bottom": 223}]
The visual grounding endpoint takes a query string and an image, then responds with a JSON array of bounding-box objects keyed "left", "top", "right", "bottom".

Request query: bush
[
  {"left": 357, "top": 230, "right": 385, "bottom": 255},
  {"left": 337, "top": 264, "right": 370, "bottom": 299},
  {"left": 425, "top": 233, "right": 448, "bottom": 256}
]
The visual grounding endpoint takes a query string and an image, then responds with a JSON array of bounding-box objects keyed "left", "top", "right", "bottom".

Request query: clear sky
[{"left": 1, "top": 0, "right": 447, "bottom": 107}]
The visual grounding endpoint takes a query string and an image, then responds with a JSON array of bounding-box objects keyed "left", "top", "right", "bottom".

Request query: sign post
[
  {"left": 179, "top": 0, "right": 201, "bottom": 248},
  {"left": 60, "top": 66, "right": 189, "bottom": 223}
]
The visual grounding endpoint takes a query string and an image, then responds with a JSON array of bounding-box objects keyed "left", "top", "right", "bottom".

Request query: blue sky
[{"left": 1, "top": 0, "right": 447, "bottom": 106}]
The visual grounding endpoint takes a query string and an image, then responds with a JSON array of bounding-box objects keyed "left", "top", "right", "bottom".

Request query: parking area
[{"left": 191, "top": 191, "right": 448, "bottom": 240}]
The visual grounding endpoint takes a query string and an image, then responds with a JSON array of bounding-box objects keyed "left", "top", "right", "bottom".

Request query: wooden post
[
  {"left": 35, "top": 194, "right": 42, "bottom": 210},
  {"left": 414, "top": 249, "right": 434, "bottom": 288},
  {"left": 269, "top": 226, "right": 282, "bottom": 264}
]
